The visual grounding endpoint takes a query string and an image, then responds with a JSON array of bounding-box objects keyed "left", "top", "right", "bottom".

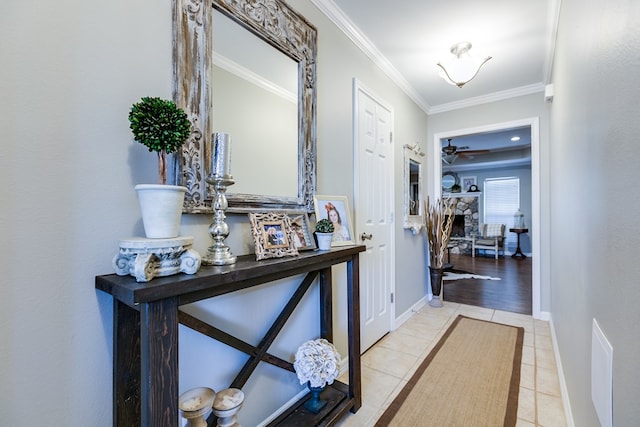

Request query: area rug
[
  {"left": 374, "top": 315, "right": 524, "bottom": 427},
  {"left": 443, "top": 271, "right": 502, "bottom": 281}
]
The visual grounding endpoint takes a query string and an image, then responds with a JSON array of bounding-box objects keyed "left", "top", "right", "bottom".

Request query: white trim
[
  {"left": 433, "top": 117, "right": 542, "bottom": 319},
  {"left": 313, "top": 0, "right": 429, "bottom": 113},
  {"left": 311, "top": 0, "right": 551, "bottom": 114},
  {"left": 429, "top": 84, "right": 545, "bottom": 115},
  {"left": 549, "top": 314, "right": 576, "bottom": 427},
  {"left": 543, "top": 0, "right": 563, "bottom": 84},
  {"left": 394, "top": 297, "right": 428, "bottom": 330}
]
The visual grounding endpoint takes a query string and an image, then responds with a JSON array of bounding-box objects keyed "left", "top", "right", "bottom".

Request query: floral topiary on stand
[
  {"left": 294, "top": 338, "right": 341, "bottom": 413},
  {"left": 128, "top": 97, "right": 191, "bottom": 239}
]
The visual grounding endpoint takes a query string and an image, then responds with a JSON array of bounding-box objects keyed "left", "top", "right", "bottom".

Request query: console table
[{"left": 96, "top": 245, "right": 365, "bottom": 426}]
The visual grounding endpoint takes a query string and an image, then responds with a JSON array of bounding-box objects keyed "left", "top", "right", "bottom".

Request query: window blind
[{"left": 483, "top": 177, "right": 520, "bottom": 248}]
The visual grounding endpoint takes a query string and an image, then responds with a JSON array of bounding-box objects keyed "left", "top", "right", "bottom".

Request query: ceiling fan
[{"left": 441, "top": 138, "right": 490, "bottom": 164}]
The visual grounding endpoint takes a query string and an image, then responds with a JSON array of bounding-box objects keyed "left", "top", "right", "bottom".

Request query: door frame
[
  {"left": 433, "top": 117, "right": 541, "bottom": 319},
  {"left": 352, "top": 78, "right": 395, "bottom": 342}
]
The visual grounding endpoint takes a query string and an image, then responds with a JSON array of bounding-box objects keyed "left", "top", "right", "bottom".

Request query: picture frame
[
  {"left": 313, "top": 195, "right": 355, "bottom": 247},
  {"left": 248, "top": 212, "right": 299, "bottom": 260},
  {"left": 284, "top": 210, "right": 317, "bottom": 251},
  {"left": 461, "top": 176, "right": 477, "bottom": 192}
]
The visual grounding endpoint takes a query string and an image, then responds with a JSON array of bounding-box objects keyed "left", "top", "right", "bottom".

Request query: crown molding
[
  {"left": 428, "top": 83, "right": 545, "bottom": 115},
  {"left": 311, "top": 0, "right": 431, "bottom": 113},
  {"left": 312, "top": 0, "right": 549, "bottom": 115},
  {"left": 543, "top": 0, "right": 562, "bottom": 84}
]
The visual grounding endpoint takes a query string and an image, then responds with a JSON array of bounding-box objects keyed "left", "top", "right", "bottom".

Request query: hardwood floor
[{"left": 442, "top": 253, "right": 532, "bottom": 315}]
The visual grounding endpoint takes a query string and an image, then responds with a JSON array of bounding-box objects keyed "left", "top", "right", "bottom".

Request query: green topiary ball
[{"left": 128, "top": 97, "right": 191, "bottom": 154}]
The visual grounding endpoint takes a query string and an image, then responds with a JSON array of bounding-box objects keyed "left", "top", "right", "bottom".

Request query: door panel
[{"left": 354, "top": 82, "right": 394, "bottom": 352}]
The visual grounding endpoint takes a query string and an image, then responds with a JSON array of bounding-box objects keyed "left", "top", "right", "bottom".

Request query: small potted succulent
[
  {"left": 315, "top": 219, "right": 334, "bottom": 251},
  {"left": 129, "top": 97, "right": 191, "bottom": 238}
]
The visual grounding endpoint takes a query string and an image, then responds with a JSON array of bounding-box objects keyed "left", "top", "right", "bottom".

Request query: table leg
[
  {"left": 347, "top": 255, "right": 362, "bottom": 412},
  {"left": 511, "top": 232, "right": 527, "bottom": 258},
  {"left": 113, "top": 301, "right": 141, "bottom": 426},
  {"left": 140, "top": 298, "right": 179, "bottom": 427}
]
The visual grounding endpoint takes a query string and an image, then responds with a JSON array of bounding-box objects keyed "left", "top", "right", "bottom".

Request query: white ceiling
[
  {"left": 322, "top": 0, "right": 557, "bottom": 112},
  {"left": 315, "top": 0, "right": 557, "bottom": 166}
]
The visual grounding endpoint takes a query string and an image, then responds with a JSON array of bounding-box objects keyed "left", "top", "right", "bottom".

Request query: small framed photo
[
  {"left": 313, "top": 195, "right": 355, "bottom": 247},
  {"left": 248, "top": 212, "right": 299, "bottom": 260},
  {"left": 285, "top": 210, "right": 317, "bottom": 251},
  {"left": 461, "top": 176, "right": 477, "bottom": 192}
]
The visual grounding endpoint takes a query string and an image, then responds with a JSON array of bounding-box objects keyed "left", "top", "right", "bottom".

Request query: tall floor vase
[{"left": 429, "top": 266, "right": 444, "bottom": 307}]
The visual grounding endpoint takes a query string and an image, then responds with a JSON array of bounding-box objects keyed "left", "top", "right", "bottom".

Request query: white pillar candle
[{"left": 210, "top": 132, "right": 232, "bottom": 178}]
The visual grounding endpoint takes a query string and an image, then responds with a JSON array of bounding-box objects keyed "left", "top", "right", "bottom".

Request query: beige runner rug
[{"left": 375, "top": 315, "right": 524, "bottom": 426}]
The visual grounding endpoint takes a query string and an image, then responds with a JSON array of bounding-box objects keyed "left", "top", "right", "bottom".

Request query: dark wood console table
[{"left": 96, "top": 245, "right": 365, "bottom": 426}]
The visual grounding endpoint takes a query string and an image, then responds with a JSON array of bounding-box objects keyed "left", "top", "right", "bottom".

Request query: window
[{"left": 484, "top": 177, "right": 520, "bottom": 248}]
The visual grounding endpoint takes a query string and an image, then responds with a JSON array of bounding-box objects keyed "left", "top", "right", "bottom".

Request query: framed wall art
[
  {"left": 461, "top": 176, "right": 477, "bottom": 192},
  {"left": 285, "top": 210, "right": 317, "bottom": 251},
  {"left": 248, "top": 212, "right": 299, "bottom": 260},
  {"left": 313, "top": 195, "right": 355, "bottom": 247}
]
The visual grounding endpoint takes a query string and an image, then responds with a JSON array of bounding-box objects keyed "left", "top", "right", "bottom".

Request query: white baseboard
[
  {"left": 547, "top": 314, "right": 575, "bottom": 427},
  {"left": 393, "top": 296, "right": 428, "bottom": 330}
]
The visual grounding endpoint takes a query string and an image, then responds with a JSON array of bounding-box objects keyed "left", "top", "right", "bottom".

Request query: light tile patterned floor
[{"left": 335, "top": 302, "right": 567, "bottom": 427}]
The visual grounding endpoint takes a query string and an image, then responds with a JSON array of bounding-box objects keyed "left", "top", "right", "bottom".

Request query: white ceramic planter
[
  {"left": 135, "top": 184, "right": 186, "bottom": 238},
  {"left": 315, "top": 232, "right": 333, "bottom": 251}
]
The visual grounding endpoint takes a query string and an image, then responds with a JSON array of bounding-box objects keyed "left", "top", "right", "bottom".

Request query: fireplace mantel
[{"left": 444, "top": 192, "right": 482, "bottom": 198}]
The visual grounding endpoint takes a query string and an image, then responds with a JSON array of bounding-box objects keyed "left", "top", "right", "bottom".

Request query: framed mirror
[
  {"left": 442, "top": 171, "right": 459, "bottom": 192},
  {"left": 170, "top": 0, "right": 317, "bottom": 213},
  {"left": 403, "top": 143, "right": 425, "bottom": 234}
]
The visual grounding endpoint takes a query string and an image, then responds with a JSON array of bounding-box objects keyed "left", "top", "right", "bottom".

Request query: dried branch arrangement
[{"left": 424, "top": 197, "right": 456, "bottom": 268}]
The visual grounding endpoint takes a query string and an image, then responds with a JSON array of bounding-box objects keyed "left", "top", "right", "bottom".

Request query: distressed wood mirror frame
[{"left": 171, "top": 0, "right": 317, "bottom": 213}]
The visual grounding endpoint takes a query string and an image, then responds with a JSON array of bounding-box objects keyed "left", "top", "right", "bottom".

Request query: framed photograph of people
[
  {"left": 248, "top": 212, "right": 299, "bottom": 260},
  {"left": 284, "top": 210, "right": 317, "bottom": 251},
  {"left": 313, "top": 195, "right": 355, "bottom": 247},
  {"left": 461, "top": 176, "right": 477, "bottom": 192}
]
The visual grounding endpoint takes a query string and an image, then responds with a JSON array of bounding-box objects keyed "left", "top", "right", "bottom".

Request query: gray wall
[
  {"left": 549, "top": 0, "right": 640, "bottom": 424},
  {"left": 0, "top": 0, "right": 429, "bottom": 425}
]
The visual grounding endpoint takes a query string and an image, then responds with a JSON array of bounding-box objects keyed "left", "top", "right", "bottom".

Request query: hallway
[{"left": 335, "top": 303, "right": 567, "bottom": 426}]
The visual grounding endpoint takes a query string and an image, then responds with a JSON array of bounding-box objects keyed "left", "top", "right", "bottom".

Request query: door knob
[{"left": 360, "top": 232, "right": 373, "bottom": 241}]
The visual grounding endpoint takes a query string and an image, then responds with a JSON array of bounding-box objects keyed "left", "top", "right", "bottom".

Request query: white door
[{"left": 353, "top": 80, "right": 394, "bottom": 352}]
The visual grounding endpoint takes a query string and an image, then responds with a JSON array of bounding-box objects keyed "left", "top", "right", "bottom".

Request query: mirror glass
[
  {"left": 403, "top": 144, "right": 425, "bottom": 234},
  {"left": 409, "top": 160, "right": 420, "bottom": 215},
  {"left": 212, "top": 10, "right": 298, "bottom": 197}
]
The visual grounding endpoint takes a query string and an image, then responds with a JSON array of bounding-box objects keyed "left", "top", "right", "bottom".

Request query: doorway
[{"left": 433, "top": 118, "right": 540, "bottom": 318}]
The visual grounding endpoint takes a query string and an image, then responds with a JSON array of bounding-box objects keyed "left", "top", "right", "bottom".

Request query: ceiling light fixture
[
  {"left": 511, "top": 136, "right": 521, "bottom": 142},
  {"left": 437, "top": 42, "right": 492, "bottom": 88}
]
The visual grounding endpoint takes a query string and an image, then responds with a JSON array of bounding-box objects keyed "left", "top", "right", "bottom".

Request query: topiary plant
[
  {"left": 315, "top": 218, "right": 334, "bottom": 234},
  {"left": 128, "top": 97, "right": 191, "bottom": 184}
]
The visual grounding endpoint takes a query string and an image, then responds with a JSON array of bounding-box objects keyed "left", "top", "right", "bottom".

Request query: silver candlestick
[{"left": 202, "top": 175, "right": 237, "bottom": 266}]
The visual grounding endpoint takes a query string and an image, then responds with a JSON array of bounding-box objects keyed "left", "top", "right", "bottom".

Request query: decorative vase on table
[
  {"left": 428, "top": 266, "right": 445, "bottom": 307},
  {"left": 423, "top": 197, "right": 455, "bottom": 308},
  {"left": 304, "top": 382, "right": 327, "bottom": 413},
  {"left": 293, "top": 338, "right": 341, "bottom": 414}
]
